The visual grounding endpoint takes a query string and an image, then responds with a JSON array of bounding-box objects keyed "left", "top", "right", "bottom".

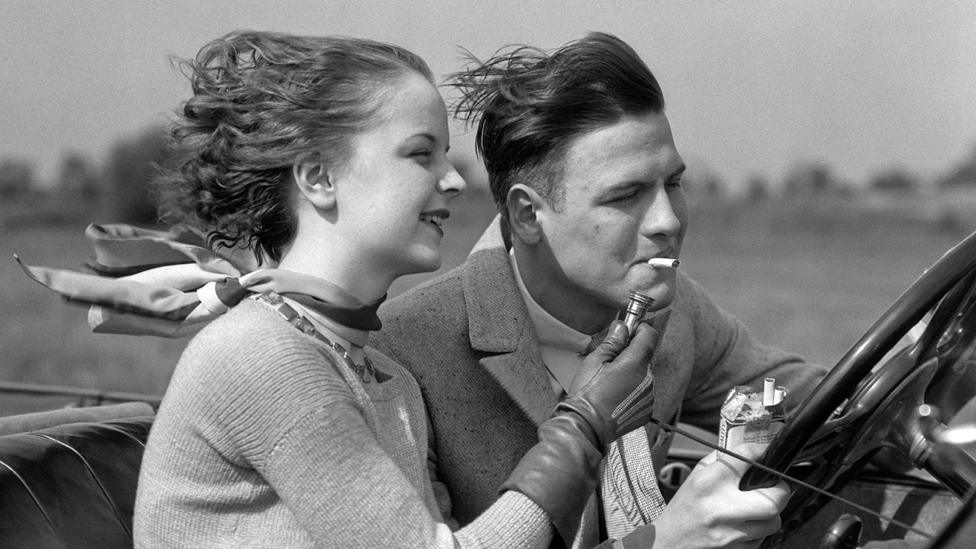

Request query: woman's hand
[
  {"left": 500, "top": 320, "right": 660, "bottom": 544},
  {"left": 562, "top": 320, "right": 659, "bottom": 449}
]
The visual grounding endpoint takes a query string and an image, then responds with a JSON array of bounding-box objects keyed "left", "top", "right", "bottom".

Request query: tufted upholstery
[{"left": 0, "top": 407, "right": 153, "bottom": 549}]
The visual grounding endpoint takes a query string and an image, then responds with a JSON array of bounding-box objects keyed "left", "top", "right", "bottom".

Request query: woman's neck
[{"left": 276, "top": 251, "right": 389, "bottom": 306}]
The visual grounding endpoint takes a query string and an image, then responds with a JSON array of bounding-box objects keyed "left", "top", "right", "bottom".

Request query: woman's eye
[{"left": 666, "top": 177, "right": 683, "bottom": 189}]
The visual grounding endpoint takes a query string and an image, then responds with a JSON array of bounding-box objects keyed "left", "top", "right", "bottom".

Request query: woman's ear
[
  {"left": 292, "top": 153, "right": 336, "bottom": 210},
  {"left": 506, "top": 184, "right": 545, "bottom": 245}
]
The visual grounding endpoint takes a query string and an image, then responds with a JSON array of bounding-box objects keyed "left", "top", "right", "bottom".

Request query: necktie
[
  {"left": 569, "top": 333, "right": 666, "bottom": 541},
  {"left": 601, "top": 428, "right": 667, "bottom": 539}
]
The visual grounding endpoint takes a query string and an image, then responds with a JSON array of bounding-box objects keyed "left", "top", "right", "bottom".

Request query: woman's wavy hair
[
  {"left": 450, "top": 32, "right": 664, "bottom": 225},
  {"left": 157, "top": 30, "right": 434, "bottom": 264}
]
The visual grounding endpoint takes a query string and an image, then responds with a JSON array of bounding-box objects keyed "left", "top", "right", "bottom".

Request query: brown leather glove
[
  {"left": 562, "top": 320, "right": 658, "bottom": 450},
  {"left": 501, "top": 321, "right": 658, "bottom": 546}
]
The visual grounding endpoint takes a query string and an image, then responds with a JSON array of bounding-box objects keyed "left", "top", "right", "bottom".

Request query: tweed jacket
[{"left": 373, "top": 218, "right": 828, "bottom": 544}]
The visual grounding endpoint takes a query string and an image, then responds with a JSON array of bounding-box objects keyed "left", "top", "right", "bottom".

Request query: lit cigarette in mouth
[{"left": 647, "top": 258, "right": 680, "bottom": 268}]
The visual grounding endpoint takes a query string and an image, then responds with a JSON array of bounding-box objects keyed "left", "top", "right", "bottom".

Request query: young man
[{"left": 374, "top": 32, "right": 828, "bottom": 548}]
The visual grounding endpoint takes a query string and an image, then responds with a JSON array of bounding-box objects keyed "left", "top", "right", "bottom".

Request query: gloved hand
[
  {"left": 501, "top": 321, "right": 659, "bottom": 546},
  {"left": 564, "top": 320, "right": 658, "bottom": 450}
]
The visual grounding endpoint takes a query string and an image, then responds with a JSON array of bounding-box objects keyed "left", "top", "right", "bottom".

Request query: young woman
[{"left": 22, "top": 31, "right": 659, "bottom": 548}]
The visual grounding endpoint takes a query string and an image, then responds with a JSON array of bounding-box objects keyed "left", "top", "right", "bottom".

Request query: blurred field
[{"left": 1, "top": 188, "right": 972, "bottom": 414}]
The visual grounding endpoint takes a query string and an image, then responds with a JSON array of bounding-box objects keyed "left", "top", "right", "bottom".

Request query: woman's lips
[{"left": 419, "top": 209, "right": 450, "bottom": 235}]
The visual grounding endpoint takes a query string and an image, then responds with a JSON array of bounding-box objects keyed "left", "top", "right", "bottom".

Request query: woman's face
[{"left": 332, "top": 72, "right": 466, "bottom": 281}]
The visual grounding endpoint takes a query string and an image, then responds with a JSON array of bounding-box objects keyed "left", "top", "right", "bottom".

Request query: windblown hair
[
  {"left": 157, "top": 30, "right": 434, "bottom": 264},
  {"left": 451, "top": 32, "right": 664, "bottom": 223}
]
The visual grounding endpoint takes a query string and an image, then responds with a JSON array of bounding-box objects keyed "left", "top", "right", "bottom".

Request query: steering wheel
[{"left": 738, "top": 229, "right": 976, "bottom": 547}]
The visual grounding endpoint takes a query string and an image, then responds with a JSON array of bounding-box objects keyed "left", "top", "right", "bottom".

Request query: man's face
[{"left": 530, "top": 111, "right": 687, "bottom": 330}]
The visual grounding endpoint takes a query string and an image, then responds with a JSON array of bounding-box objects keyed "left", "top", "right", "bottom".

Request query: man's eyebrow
[
  {"left": 625, "top": 164, "right": 686, "bottom": 187},
  {"left": 669, "top": 164, "right": 687, "bottom": 179},
  {"left": 600, "top": 163, "right": 688, "bottom": 195}
]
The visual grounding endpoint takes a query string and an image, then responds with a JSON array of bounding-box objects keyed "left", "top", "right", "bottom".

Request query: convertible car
[{"left": 2, "top": 228, "right": 975, "bottom": 549}]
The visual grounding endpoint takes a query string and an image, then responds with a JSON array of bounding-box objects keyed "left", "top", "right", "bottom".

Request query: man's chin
[
  {"left": 649, "top": 291, "right": 675, "bottom": 311},
  {"left": 630, "top": 282, "right": 675, "bottom": 311}
]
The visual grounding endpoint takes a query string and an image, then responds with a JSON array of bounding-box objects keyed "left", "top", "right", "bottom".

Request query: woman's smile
[{"left": 419, "top": 209, "right": 450, "bottom": 236}]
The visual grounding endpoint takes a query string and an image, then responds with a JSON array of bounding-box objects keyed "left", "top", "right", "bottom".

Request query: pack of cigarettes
[{"left": 718, "top": 378, "right": 787, "bottom": 449}]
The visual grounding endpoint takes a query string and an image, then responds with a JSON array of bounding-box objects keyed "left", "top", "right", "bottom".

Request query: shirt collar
[{"left": 510, "top": 250, "right": 593, "bottom": 355}]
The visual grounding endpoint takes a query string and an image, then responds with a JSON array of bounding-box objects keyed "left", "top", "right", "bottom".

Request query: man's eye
[
  {"left": 666, "top": 177, "right": 683, "bottom": 189},
  {"left": 609, "top": 190, "right": 639, "bottom": 203}
]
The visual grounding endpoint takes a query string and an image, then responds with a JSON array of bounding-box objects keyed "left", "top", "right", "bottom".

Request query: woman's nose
[{"left": 438, "top": 165, "right": 467, "bottom": 196}]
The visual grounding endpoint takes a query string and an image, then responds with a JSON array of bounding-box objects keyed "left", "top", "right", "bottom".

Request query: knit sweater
[{"left": 133, "top": 297, "right": 551, "bottom": 548}]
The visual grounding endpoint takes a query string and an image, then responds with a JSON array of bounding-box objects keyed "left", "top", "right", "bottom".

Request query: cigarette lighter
[{"left": 622, "top": 290, "right": 654, "bottom": 337}]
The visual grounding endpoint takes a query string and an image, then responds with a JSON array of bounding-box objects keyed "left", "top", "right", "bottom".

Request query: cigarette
[
  {"left": 763, "top": 378, "right": 776, "bottom": 406},
  {"left": 774, "top": 387, "right": 787, "bottom": 406},
  {"left": 648, "top": 258, "right": 680, "bottom": 268}
]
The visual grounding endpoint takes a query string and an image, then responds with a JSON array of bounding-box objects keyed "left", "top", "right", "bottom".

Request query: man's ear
[
  {"left": 506, "top": 184, "right": 546, "bottom": 245},
  {"left": 292, "top": 153, "right": 336, "bottom": 210}
]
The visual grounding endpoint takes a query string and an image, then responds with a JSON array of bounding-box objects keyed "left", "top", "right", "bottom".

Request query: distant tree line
[
  {"left": 674, "top": 141, "right": 976, "bottom": 205},
  {"left": 0, "top": 125, "right": 173, "bottom": 226},
  {"left": 2, "top": 125, "right": 975, "bottom": 225}
]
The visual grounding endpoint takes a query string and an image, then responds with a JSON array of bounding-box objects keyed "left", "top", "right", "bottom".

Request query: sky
[{"left": 2, "top": 1, "right": 975, "bottom": 193}]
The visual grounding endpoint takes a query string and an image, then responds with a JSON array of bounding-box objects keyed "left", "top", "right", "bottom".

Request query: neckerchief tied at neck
[{"left": 15, "top": 223, "right": 383, "bottom": 338}]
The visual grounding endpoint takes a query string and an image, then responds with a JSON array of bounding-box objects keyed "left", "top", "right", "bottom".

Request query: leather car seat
[{"left": 0, "top": 413, "right": 153, "bottom": 549}]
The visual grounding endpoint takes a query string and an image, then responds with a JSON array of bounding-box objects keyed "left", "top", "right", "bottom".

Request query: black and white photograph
[{"left": 1, "top": 2, "right": 975, "bottom": 547}]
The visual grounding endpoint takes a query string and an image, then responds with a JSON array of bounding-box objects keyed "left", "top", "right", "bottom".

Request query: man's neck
[{"left": 510, "top": 245, "right": 616, "bottom": 334}]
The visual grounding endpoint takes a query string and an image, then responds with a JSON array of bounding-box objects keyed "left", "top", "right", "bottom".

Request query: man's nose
[{"left": 640, "top": 188, "right": 681, "bottom": 237}]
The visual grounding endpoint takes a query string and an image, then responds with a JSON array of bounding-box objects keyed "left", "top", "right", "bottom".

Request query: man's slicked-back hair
[{"left": 451, "top": 32, "right": 665, "bottom": 221}]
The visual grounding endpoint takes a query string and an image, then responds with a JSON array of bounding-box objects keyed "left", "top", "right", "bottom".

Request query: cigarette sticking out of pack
[
  {"left": 763, "top": 377, "right": 776, "bottom": 406},
  {"left": 718, "top": 378, "right": 788, "bottom": 449},
  {"left": 647, "top": 258, "right": 680, "bottom": 268}
]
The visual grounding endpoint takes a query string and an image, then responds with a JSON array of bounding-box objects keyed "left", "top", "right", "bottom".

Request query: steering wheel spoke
[{"left": 794, "top": 419, "right": 860, "bottom": 464}]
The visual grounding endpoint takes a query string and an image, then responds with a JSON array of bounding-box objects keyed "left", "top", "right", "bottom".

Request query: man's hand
[{"left": 641, "top": 443, "right": 790, "bottom": 548}]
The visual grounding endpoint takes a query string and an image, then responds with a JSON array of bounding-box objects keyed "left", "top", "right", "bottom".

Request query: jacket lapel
[{"left": 462, "top": 221, "right": 558, "bottom": 427}]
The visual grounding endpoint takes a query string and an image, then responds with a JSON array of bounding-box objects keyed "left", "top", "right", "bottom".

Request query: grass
[
  {"left": 680, "top": 199, "right": 969, "bottom": 366},
  {"left": 1, "top": 189, "right": 972, "bottom": 414}
]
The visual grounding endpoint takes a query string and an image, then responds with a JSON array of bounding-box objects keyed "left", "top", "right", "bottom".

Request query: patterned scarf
[{"left": 16, "top": 223, "right": 383, "bottom": 338}]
